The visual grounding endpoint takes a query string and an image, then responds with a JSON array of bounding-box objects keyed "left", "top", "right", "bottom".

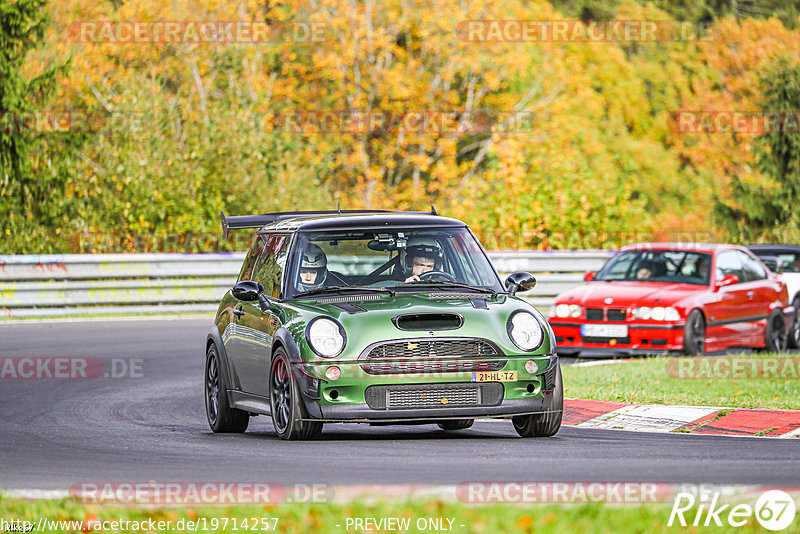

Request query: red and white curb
[{"left": 564, "top": 399, "right": 800, "bottom": 437}]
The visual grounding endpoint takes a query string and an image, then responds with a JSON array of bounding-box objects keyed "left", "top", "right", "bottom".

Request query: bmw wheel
[
  {"left": 512, "top": 363, "right": 563, "bottom": 437},
  {"left": 765, "top": 310, "right": 788, "bottom": 353},
  {"left": 205, "top": 344, "right": 249, "bottom": 433},
  {"left": 683, "top": 309, "right": 706, "bottom": 356},
  {"left": 788, "top": 296, "right": 800, "bottom": 349},
  {"left": 269, "top": 348, "right": 323, "bottom": 440}
]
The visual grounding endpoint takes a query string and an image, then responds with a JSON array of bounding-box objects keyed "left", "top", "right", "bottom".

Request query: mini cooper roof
[{"left": 220, "top": 208, "right": 467, "bottom": 238}]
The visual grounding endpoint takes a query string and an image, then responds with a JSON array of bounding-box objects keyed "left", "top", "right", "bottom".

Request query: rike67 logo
[{"left": 669, "top": 489, "right": 796, "bottom": 530}]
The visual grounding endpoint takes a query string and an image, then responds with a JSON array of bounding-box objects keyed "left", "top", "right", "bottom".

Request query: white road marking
[{"left": 575, "top": 405, "right": 723, "bottom": 432}]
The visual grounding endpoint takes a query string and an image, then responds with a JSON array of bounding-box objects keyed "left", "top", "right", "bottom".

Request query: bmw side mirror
[
  {"left": 505, "top": 272, "right": 536, "bottom": 296},
  {"left": 584, "top": 271, "right": 595, "bottom": 282},
  {"left": 715, "top": 274, "right": 738, "bottom": 290}
]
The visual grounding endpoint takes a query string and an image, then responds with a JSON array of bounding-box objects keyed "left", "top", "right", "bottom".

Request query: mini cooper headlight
[
  {"left": 507, "top": 311, "right": 544, "bottom": 351},
  {"left": 555, "top": 304, "right": 582, "bottom": 318},
  {"left": 633, "top": 306, "right": 680, "bottom": 321},
  {"left": 306, "top": 317, "right": 346, "bottom": 357}
]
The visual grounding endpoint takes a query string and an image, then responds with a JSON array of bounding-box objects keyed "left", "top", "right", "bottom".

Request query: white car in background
[{"left": 748, "top": 244, "right": 800, "bottom": 348}]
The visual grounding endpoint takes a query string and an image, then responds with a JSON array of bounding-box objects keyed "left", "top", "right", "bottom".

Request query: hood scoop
[{"left": 392, "top": 313, "right": 463, "bottom": 331}]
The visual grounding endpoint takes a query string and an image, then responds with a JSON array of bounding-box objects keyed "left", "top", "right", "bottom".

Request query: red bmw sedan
[{"left": 548, "top": 243, "right": 793, "bottom": 356}]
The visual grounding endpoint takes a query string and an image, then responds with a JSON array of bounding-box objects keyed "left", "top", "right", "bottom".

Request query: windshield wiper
[
  {"left": 396, "top": 281, "right": 496, "bottom": 296},
  {"left": 292, "top": 286, "right": 395, "bottom": 299}
]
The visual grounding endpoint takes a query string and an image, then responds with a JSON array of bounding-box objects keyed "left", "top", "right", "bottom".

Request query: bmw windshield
[
  {"left": 595, "top": 250, "right": 712, "bottom": 285},
  {"left": 286, "top": 228, "right": 504, "bottom": 298}
]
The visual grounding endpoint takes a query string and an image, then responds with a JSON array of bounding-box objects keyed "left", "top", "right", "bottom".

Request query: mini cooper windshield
[
  {"left": 288, "top": 228, "right": 504, "bottom": 298},
  {"left": 595, "top": 250, "right": 712, "bottom": 285}
]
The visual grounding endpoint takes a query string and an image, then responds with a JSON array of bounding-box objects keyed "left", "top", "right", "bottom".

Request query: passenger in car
[{"left": 635, "top": 260, "right": 654, "bottom": 279}]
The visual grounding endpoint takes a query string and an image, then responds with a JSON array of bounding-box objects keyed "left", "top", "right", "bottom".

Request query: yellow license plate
[{"left": 471, "top": 370, "right": 517, "bottom": 382}]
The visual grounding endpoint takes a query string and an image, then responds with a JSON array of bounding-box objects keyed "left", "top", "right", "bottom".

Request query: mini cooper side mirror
[
  {"left": 232, "top": 280, "right": 265, "bottom": 301},
  {"left": 715, "top": 273, "right": 739, "bottom": 289},
  {"left": 584, "top": 271, "right": 595, "bottom": 282},
  {"left": 505, "top": 272, "right": 536, "bottom": 296}
]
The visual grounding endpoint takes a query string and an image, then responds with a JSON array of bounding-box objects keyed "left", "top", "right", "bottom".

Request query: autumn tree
[
  {"left": 0, "top": 0, "right": 76, "bottom": 252},
  {"left": 714, "top": 57, "right": 800, "bottom": 241}
]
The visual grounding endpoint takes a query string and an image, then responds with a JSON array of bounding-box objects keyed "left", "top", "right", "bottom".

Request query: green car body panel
[{"left": 205, "top": 211, "right": 560, "bottom": 434}]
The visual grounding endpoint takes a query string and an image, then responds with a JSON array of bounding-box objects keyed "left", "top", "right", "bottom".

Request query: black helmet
[{"left": 298, "top": 244, "right": 328, "bottom": 291}]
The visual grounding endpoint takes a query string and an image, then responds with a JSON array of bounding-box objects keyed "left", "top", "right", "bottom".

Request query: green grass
[
  {"left": 563, "top": 356, "right": 800, "bottom": 410},
  {"left": 0, "top": 497, "right": 778, "bottom": 533}
]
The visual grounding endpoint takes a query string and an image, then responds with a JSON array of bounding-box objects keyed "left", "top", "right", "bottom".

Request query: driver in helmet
[
  {"left": 403, "top": 238, "right": 443, "bottom": 283},
  {"left": 297, "top": 243, "right": 330, "bottom": 291}
]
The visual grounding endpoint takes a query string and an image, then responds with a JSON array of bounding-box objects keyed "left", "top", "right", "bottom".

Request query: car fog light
[
  {"left": 525, "top": 360, "right": 538, "bottom": 374},
  {"left": 326, "top": 366, "right": 341, "bottom": 380}
]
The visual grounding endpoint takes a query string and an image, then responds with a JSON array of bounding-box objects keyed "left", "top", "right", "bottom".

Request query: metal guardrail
[{"left": 0, "top": 251, "right": 613, "bottom": 317}]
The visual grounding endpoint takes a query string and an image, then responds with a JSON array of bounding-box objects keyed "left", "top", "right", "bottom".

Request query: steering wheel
[{"left": 419, "top": 270, "right": 457, "bottom": 282}]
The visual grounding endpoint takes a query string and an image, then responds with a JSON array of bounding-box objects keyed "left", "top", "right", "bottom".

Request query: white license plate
[{"left": 581, "top": 324, "right": 628, "bottom": 338}]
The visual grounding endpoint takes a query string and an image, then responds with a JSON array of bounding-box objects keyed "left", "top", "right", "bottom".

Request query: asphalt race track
[{"left": 1, "top": 318, "right": 798, "bottom": 491}]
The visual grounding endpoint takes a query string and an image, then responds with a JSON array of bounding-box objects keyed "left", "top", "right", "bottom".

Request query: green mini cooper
[{"left": 205, "top": 209, "right": 562, "bottom": 440}]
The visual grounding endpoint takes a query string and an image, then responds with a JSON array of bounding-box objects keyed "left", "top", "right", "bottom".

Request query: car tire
[
  {"left": 437, "top": 419, "right": 474, "bottom": 431},
  {"left": 205, "top": 344, "right": 249, "bottom": 433},
  {"left": 512, "top": 363, "right": 563, "bottom": 438},
  {"left": 788, "top": 296, "right": 800, "bottom": 349},
  {"left": 269, "top": 348, "right": 323, "bottom": 441},
  {"left": 765, "top": 310, "right": 788, "bottom": 353},
  {"left": 683, "top": 309, "right": 706, "bottom": 356}
]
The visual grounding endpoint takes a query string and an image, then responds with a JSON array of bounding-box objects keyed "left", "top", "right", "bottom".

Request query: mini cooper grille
[
  {"left": 363, "top": 339, "right": 501, "bottom": 360},
  {"left": 365, "top": 383, "right": 504, "bottom": 410},
  {"left": 360, "top": 359, "right": 506, "bottom": 375}
]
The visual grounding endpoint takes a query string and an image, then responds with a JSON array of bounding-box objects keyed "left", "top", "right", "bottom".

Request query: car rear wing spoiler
[{"left": 220, "top": 206, "right": 438, "bottom": 239}]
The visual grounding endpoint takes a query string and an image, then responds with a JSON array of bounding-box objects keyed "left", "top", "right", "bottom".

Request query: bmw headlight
[
  {"left": 306, "top": 317, "right": 346, "bottom": 357},
  {"left": 507, "top": 311, "right": 545, "bottom": 351},
  {"left": 633, "top": 306, "right": 680, "bottom": 321},
  {"left": 554, "top": 304, "right": 582, "bottom": 318}
]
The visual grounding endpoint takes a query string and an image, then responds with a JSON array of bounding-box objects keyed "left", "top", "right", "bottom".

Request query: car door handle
[
  {"left": 747, "top": 291, "right": 754, "bottom": 298},
  {"left": 233, "top": 309, "right": 245, "bottom": 317}
]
